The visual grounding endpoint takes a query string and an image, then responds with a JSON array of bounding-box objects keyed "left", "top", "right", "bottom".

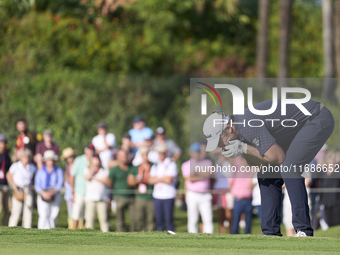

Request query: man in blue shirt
[
  {"left": 203, "top": 99, "right": 334, "bottom": 237},
  {"left": 129, "top": 116, "right": 153, "bottom": 152}
]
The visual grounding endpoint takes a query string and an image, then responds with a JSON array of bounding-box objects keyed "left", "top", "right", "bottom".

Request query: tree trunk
[
  {"left": 278, "top": 0, "right": 293, "bottom": 88},
  {"left": 256, "top": 0, "right": 270, "bottom": 79},
  {"left": 322, "top": 0, "right": 336, "bottom": 101}
]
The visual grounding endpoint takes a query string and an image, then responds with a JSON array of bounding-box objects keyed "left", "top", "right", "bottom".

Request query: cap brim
[{"left": 205, "top": 137, "right": 220, "bottom": 152}]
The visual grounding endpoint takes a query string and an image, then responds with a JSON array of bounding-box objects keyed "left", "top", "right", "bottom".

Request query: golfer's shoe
[{"left": 293, "top": 230, "right": 307, "bottom": 237}]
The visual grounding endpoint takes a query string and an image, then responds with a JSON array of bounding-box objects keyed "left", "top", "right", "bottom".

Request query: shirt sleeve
[
  {"left": 70, "top": 158, "right": 79, "bottom": 176},
  {"left": 166, "top": 162, "right": 178, "bottom": 177},
  {"left": 35, "top": 142, "right": 42, "bottom": 155},
  {"left": 107, "top": 133, "right": 115, "bottom": 147},
  {"left": 108, "top": 168, "right": 115, "bottom": 180},
  {"left": 9, "top": 163, "right": 17, "bottom": 174},
  {"left": 132, "top": 151, "right": 141, "bottom": 166},
  {"left": 240, "top": 125, "right": 276, "bottom": 156},
  {"left": 31, "top": 164, "right": 37, "bottom": 174},
  {"left": 34, "top": 170, "right": 43, "bottom": 193},
  {"left": 181, "top": 161, "right": 190, "bottom": 178},
  {"left": 168, "top": 140, "right": 182, "bottom": 154},
  {"left": 55, "top": 168, "right": 64, "bottom": 191},
  {"left": 145, "top": 128, "right": 154, "bottom": 138},
  {"left": 92, "top": 135, "right": 96, "bottom": 144},
  {"left": 128, "top": 166, "right": 138, "bottom": 176}
]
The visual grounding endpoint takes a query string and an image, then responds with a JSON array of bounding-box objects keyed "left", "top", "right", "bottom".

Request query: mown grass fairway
[{"left": 0, "top": 226, "right": 340, "bottom": 255}]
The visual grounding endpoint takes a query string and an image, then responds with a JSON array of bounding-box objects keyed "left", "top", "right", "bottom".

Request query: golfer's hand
[{"left": 221, "top": 140, "right": 247, "bottom": 158}]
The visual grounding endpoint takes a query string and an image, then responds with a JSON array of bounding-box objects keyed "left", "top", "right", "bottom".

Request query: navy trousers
[
  {"left": 154, "top": 198, "right": 175, "bottom": 231},
  {"left": 259, "top": 107, "right": 334, "bottom": 236},
  {"left": 232, "top": 198, "right": 252, "bottom": 234}
]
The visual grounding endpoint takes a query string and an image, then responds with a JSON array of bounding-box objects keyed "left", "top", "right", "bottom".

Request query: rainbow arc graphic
[{"left": 196, "top": 82, "right": 222, "bottom": 106}]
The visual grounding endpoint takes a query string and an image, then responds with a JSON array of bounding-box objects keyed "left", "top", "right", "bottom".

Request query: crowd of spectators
[{"left": 0, "top": 118, "right": 339, "bottom": 234}]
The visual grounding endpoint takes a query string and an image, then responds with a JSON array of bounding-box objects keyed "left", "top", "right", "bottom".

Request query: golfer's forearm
[
  {"left": 243, "top": 154, "right": 263, "bottom": 167},
  {"left": 245, "top": 145, "right": 281, "bottom": 165}
]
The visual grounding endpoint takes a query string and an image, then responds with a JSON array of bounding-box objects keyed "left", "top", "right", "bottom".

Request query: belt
[{"left": 309, "top": 103, "right": 324, "bottom": 121}]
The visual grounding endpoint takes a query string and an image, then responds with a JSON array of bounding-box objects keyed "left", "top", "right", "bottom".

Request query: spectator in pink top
[
  {"left": 181, "top": 143, "right": 213, "bottom": 233},
  {"left": 228, "top": 156, "right": 253, "bottom": 234}
]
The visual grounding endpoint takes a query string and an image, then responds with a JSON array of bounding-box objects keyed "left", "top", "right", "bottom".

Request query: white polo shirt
[
  {"left": 150, "top": 157, "right": 177, "bottom": 200},
  {"left": 92, "top": 133, "right": 116, "bottom": 169},
  {"left": 9, "top": 161, "right": 36, "bottom": 188}
]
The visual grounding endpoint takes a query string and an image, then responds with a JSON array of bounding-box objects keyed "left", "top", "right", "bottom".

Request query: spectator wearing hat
[
  {"left": 92, "top": 122, "right": 116, "bottom": 169},
  {"left": 149, "top": 145, "right": 178, "bottom": 232},
  {"left": 127, "top": 146, "right": 155, "bottom": 231},
  {"left": 129, "top": 116, "right": 153, "bottom": 151},
  {"left": 61, "top": 147, "right": 76, "bottom": 229},
  {"left": 34, "top": 150, "right": 64, "bottom": 229},
  {"left": 70, "top": 143, "right": 94, "bottom": 230},
  {"left": 132, "top": 134, "right": 158, "bottom": 166},
  {"left": 104, "top": 149, "right": 137, "bottom": 232},
  {"left": 35, "top": 129, "right": 60, "bottom": 169},
  {"left": 154, "top": 127, "right": 182, "bottom": 162},
  {"left": 181, "top": 143, "right": 214, "bottom": 234},
  {"left": 7, "top": 149, "right": 36, "bottom": 228},
  {"left": 13, "top": 118, "right": 42, "bottom": 162},
  {"left": 0, "top": 134, "right": 11, "bottom": 226},
  {"left": 84, "top": 154, "right": 109, "bottom": 232},
  {"left": 108, "top": 133, "right": 135, "bottom": 169}
]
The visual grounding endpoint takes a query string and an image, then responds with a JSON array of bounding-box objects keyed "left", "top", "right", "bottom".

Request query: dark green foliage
[{"left": 0, "top": 72, "right": 190, "bottom": 160}]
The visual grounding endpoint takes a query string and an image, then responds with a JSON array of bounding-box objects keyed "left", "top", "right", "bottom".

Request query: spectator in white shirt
[
  {"left": 154, "top": 127, "right": 182, "bottom": 162},
  {"left": 92, "top": 122, "right": 115, "bottom": 169},
  {"left": 84, "top": 154, "right": 109, "bottom": 232},
  {"left": 6, "top": 149, "right": 36, "bottom": 228},
  {"left": 149, "top": 145, "right": 178, "bottom": 231},
  {"left": 132, "top": 135, "right": 158, "bottom": 166}
]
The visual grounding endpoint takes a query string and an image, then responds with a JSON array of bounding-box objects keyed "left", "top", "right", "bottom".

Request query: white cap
[
  {"left": 203, "top": 111, "right": 230, "bottom": 152},
  {"left": 43, "top": 150, "right": 58, "bottom": 161}
]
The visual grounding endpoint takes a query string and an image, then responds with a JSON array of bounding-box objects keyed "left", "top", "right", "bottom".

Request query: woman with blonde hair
[{"left": 6, "top": 148, "right": 36, "bottom": 228}]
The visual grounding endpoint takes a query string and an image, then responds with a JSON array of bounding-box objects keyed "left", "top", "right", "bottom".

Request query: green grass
[
  {"left": 1, "top": 200, "right": 340, "bottom": 254},
  {"left": 1, "top": 227, "right": 340, "bottom": 255}
]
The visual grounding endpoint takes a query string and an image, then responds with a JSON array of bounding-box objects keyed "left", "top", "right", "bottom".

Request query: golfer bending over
[{"left": 203, "top": 99, "right": 334, "bottom": 237}]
